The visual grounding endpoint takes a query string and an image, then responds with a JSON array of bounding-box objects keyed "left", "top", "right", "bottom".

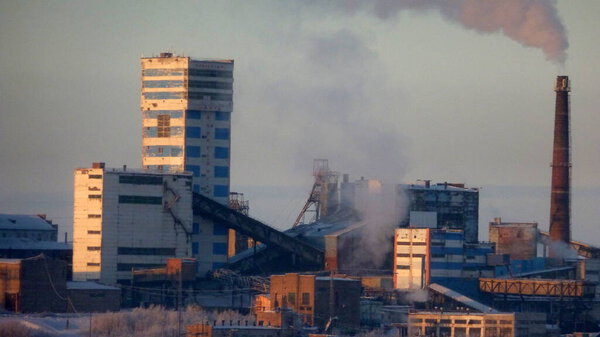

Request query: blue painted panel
[
  {"left": 430, "top": 262, "right": 464, "bottom": 270},
  {"left": 214, "top": 166, "right": 229, "bottom": 178},
  {"left": 213, "top": 224, "right": 228, "bottom": 236},
  {"left": 143, "top": 80, "right": 184, "bottom": 88},
  {"left": 430, "top": 247, "right": 464, "bottom": 255},
  {"left": 186, "top": 127, "right": 201, "bottom": 138},
  {"left": 192, "top": 223, "right": 200, "bottom": 234},
  {"left": 185, "top": 165, "right": 200, "bottom": 177},
  {"left": 186, "top": 110, "right": 202, "bottom": 119},
  {"left": 143, "top": 92, "right": 185, "bottom": 100},
  {"left": 186, "top": 146, "right": 201, "bottom": 157},
  {"left": 192, "top": 242, "right": 199, "bottom": 254},
  {"left": 213, "top": 242, "right": 227, "bottom": 255},
  {"left": 214, "top": 147, "right": 229, "bottom": 159},
  {"left": 215, "top": 128, "right": 230, "bottom": 140},
  {"left": 143, "top": 110, "right": 183, "bottom": 119},
  {"left": 214, "top": 185, "right": 229, "bottom": 197},
  {"left": 215, "top": 111, "right": 230, "bottom": 121},
  {"left": 193, "top": 184, "right": 200, "bottom": 193}
]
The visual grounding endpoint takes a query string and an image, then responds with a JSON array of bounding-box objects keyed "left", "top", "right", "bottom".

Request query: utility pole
[{"left": 177, "top": 267, "right": 183, "bottom": 336}]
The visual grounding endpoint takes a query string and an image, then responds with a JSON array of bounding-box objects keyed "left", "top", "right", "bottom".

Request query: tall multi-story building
[
  {"left": 73, "top": 162, "right": 193, "bottom": 284},
  {"left": 404, "top": 181, "right": 479, "bottom": 243},
  {"left": 140, "top": 52, "right": 234, "bottom": 272}
]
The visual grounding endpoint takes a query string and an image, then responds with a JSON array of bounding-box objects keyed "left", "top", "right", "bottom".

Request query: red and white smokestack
[{"left": 549, "top": 75, "right": 571, "bottom": 251}]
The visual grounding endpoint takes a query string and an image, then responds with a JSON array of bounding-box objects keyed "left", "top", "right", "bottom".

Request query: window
[
  {"left": 213, "top": 224, "right": 228, "bottom": 235},
  {"left": 212, "top": 242, "right": 227, "bottom": 255},
  {"left": 117, "top": 263, "right": 164, "bottom": 271},
  {"left": 215, "top": 111, "right": 230, "bottom": 121},
  {"left": 214, "top": 166, "right": 229, "bottom": 178},
  {"left": 215, "top": 128, "right": 229, "bottom": 140},
  {"left": 186, "top": 126, "right": 201, "bottom": 138},
  {"left": 144, "top": 145, "right": 183, "bottom": 157},
  {"left": 87, "top": 246, "right": 101, "bottom": 251},
  {"left": 288, "top": 292, "right": 296, "bottom": 305},
  {"left": 142, "top": 68, "right": 184, "bottom": 77},
  {"left": 87, "top": 263, "right": 100, "bottom": 267},
  {"left": 119, "top": 175, "right": 163, "bottom": 185},
  {"left": 87, "top": 230, "right": 101, "bottom": 235},
  {"left": 214, "top": 147, "right": 229, "bottom": 159},
  {"left": 143, "top": 92, "right": 185, "bottom": 100},
  {"left": 193, "top": 184, "right": 200, "bottom": 193},
  {"left": 118, "top": 195, "right": 162, "bottom": 205},
  {"left": 396, "top": 265, "right": 410, "bottom": 269},
  {"left": 186, "top": 165, "right": 200, "bottom": 177},
  {"left": 188, "top": 68, "right": 232, "bottom": 78},
  {"left": 88, "top": 195, "right": 102, "bottom": 199},
  {"left": 186, "top": 146, "right": 201, "bottom": 157},
  {"left": 192, "top": 242, "right": 199, "bottom": 255},
  {"left": 301, "top": 292, "right": 310, "bottom": 305},
  {"left": 157, "top": 114, "right": 170, "bottom": 137},
  {"left": 188, "top": 92, "right": 232, "bottom": 101},
  {"left": 89, "top": 174, "right": 102, "bottom": 179},
  {"left": 118, "top": 247, "right": 176, "bottom": 255},
  {"left": 142, "top": 80, "right": 184, "bottom": 88},
  {"left": 214, "top": 185, "right": 229, "bottom": 198},
  {"left": 186, "top": 110, "right": 202, "bottom": 119},
  {"left": 88, "top": 214, "right": 101, "bottom": 218},
  {"left": 192, "top": 222, "right": 200, "bottom": 234},
  {"left": 188, "top": 80, "right": 232, "bottom": 90}
]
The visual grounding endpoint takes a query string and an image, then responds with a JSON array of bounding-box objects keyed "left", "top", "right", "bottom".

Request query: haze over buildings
[{"left": 1, "top": 1, "right": 600, "bottom": 246}]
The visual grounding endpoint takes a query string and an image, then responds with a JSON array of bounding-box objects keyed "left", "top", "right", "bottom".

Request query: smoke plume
[{"left": 330, "top": 0, "right": 568, "bottom": 64}]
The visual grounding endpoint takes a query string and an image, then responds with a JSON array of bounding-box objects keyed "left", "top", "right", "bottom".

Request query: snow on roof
[
  {"left": 0, "top": 214, "right": 55, "bottom": 231},
  {"left": 0, "top": 258, "right": 22, "bottom": 264},
  {"left": 0, "top": 238, "right": 71, "bottom": 250},
  {"left": 67, "top": 281, "right": 119, "bottom": 291},
  {"left": 428, "top": 283, "right": 499, "bottom": 313}
]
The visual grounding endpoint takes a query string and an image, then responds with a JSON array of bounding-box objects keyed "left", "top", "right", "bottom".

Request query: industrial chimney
[{"left": 549, "top": 75, "right": 571, "bottom": 252}]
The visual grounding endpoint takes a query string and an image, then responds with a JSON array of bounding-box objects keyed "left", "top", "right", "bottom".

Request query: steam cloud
[{"left": 330, "top": 0, "right": 568, "bottom": 64}]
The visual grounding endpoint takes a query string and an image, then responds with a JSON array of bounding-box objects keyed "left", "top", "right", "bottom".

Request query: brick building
[{"left": 266, "top": 273, "right": 361, "bottom": 331}]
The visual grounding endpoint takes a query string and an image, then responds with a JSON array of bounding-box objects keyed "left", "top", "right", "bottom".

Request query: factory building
[
  {"left": 140, "top": 52, "right": 234, "bottom": 272},
  {"left": 264, "top": 273, "right": 361, "bottom": 331},
  {"left": 73, "top": 163, "right": 193, "bottom": 284},
  {"left": 408, "top": 311, "right": 548, "bottom": 337},
  {"left": 404, "top": 181, "right": 479, "bottom": 243},
  {"left": 489, "top": 218, "right": 538, "bottom": 260},
  {"left": 393, "top": 228, "right": 493, "bottom": 291},
  {"left": 0, "top": 214, "right": 71, "bottom": 266}
]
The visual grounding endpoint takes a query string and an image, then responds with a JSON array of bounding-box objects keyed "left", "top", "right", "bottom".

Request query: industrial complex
[{"left": 2, "top": 52, "right": 600, "bottom": 337}]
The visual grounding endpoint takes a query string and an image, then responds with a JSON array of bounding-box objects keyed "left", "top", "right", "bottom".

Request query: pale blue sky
[{"left": 1, "top": 1, "right": 599, "bottom": 243}]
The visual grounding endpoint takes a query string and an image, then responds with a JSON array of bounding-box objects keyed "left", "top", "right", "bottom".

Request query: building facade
[
  {"left": 488, "top": 218, "right": 538, "bottom": 260},
  {"left": 140, "top": 52, "right": 233, "bottom": 271},
  {"left": 408, "top": 311, "right": 547, "bottom": 337},
  {"left": 404, "top": 181, "right": 479, "bottom": 243},
  {"left": 73, "top": 163, "right": 193, "bottom": 284},
  {"left": 267, "top": 273, "right": 361, "bottom": 331},
  {"left": 393, "top": 228, "right": 493, "bottom": 290}
]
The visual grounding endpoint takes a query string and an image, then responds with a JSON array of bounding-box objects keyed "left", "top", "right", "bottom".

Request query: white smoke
[
  {"left": 328, "top": 0, "right": 569, "bottom": 64},
  {"left": 405, "top": 289, "right": 429, "bottom": 303}
]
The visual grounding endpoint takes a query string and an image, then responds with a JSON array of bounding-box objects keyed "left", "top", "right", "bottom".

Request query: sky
[{"left": 1, "top": 1, "right": 599, "bottom": 244}]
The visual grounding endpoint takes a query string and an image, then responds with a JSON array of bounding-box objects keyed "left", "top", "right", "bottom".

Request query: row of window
[
  {"left": 117, "top": 247, "right": 176, "bottom": 256},
  {"left": 119, "top": 175, "right": 163, "bottom": 185},
  {"left": 143, "top": 92, "right": 232, "bottom": 101},
  {"left": 184, "top": 165, "right": 229, "bottom": 178},
  {"left": 142, "top": 110, "right": 230, "bottom": 121},
  {"left": 143, "top": 68, "right": 232, "bottom": 78},
  {"left": 143, "top": 126, "right": 183, "bottom": 138},
  {"left": 144, "top": 145, "right": 183, "bottom": 157},
  {"left": 118, "top": 195, "right": 162, "bottom": 205},
  {"left": 142, "top": 80, "right": 233, "bottom": 90}
]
